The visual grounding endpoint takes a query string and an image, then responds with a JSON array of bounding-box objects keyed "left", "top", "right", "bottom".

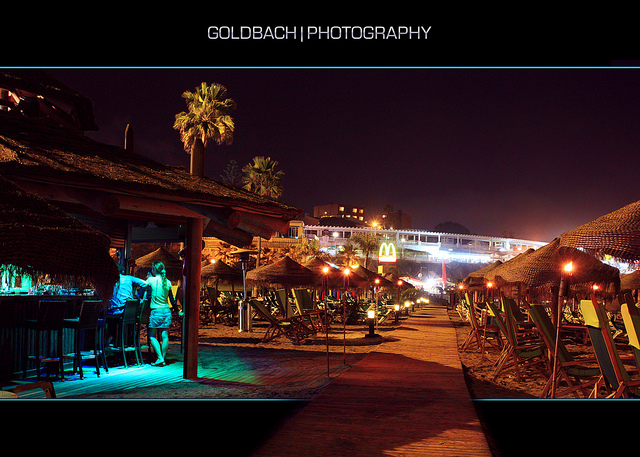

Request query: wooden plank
[{"left": 251, "top": 306, "right": 492, "bottom": 457}]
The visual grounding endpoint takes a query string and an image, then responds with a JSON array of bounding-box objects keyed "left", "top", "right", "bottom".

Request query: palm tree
[
  {"left": 241, "top": 156, "right": 285, "bottom": 199},
  {"left": 338, "top": 241, "right": 360, "bottom": 268},
  {"left": 173, "top": 82, "right": 237, "bottom": 154},
  {"left": 350, "top": 232, "right": 379, "bottom": 270}
]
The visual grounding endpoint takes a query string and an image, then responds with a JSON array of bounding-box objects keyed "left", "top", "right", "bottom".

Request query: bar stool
[
  {"left": 23, "top": 300, "right": 66, "bottom": 380},
  {"left": 62, "top": 299, "right": 104, "bottom": 380},
  {"left": 107, "top": 299, "right": 141, "bottom": 368}
]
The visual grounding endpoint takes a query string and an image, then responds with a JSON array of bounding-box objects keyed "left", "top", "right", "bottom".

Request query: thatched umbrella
[
  {"left": 247, "top": 256, "right": 318, "bottom": 318},
  {"left": 201, "top": 259, "right": 242, "bottom": 304},
  {"left": 462, "top": 260, "right": 503, "bottom": 289},
  {"left": 201, "top": 259, "right": 242, "bottom": 285},
  {"left": 303, "top": 256, "right": 343, "bottom": 289},
  {"left": 351, "top": 264, "right": 393, "bottom": 287},
  {"left": 0, "top": 176, "right": 119, "bottom": 302},
  {"left": 490, "top": 238, "right": 620, "bottom": 299},
  {"left": 134, "top": 247, "right": 183, "bottom": 281},
  {"left": 621, "top": 270, "right": 640, "bottom": 291},
  {"left": 560, "top": 199, "right": 640, "bottom": 262}
]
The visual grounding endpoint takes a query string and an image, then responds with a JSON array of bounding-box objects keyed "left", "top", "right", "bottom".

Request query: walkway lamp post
[
  {"left": 365, "top": 309, "right": 378, "bottom": 338},
  {"left": 394, "top": 303, "right": 400, "bottom": 323},
  {"left": 322, "top": 266, "right": 330, "bottom": 377},
  {"left": 343, "top": 268, "right": 350, "bottom": 365},
  {"left": 374, "top": 278, "right": 380, "bottom": 330}
]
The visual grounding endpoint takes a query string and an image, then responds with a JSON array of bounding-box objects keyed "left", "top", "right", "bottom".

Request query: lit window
[{"left": 339, "top": 206, "right": 344, "bottom": 212}]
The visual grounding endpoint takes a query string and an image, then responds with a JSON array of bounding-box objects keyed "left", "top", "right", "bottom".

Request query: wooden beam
[{"left": 202, "top": 219, "right": 254, "bottom": 248}]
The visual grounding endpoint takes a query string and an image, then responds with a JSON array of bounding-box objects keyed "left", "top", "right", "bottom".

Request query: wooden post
[{"left": 183, "top": 217, "right": 202, "bottom": 380}]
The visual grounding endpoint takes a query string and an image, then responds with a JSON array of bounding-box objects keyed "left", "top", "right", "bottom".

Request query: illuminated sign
[{"left": 378, "top": 242, "right": 397, "bottom": 263}]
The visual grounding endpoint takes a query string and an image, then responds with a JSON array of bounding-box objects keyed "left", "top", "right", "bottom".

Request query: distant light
[
  {"left": 564, "top": 262, "right": 573, "bottom": 273},
  {"left": 367, "top": 309, "right": 375, "bottom": 319},
  {"left": 487, "top": 282, "right": 493, "bottom": 288},
  {"left": 322, "top": 266, "right": 329, "bottom": 274},
  {"left": 394, "top": 304, "right": 400, "bottom": 311}
]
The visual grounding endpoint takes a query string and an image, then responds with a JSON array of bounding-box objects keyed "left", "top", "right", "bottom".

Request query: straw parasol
[
  {"left": 303, "top": 256, "right": 343, "bottom": 289},
  {"left": 350, "top": 264, "right": 392, "bottom": 286},
  {"left": 201, "top": 259, "right": 242, "bottom": 284},
  {"left": 489, "top": 238, "right": 620, "bottom": 297},
  {"left": 134, "top": 247, "right": 183, "bottom": 281},
  {"left": 462, "top": 260, "right": 503, "bottom": 288},
  {"left": 560, "top": 199, "right": 640, "bottom": 262},
  {"left": 621, "top": 270, "right": 640, "bottom": 292},
  {"left": 0, "top": 175, "right": 119, "bottom": 301},
  {"left": 247, "top": 256, "right": 318, "bottom": 318}
]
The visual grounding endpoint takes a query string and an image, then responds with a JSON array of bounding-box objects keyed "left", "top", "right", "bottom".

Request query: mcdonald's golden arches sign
[{"left": 378, "top": 242, "right": 397, "bottom": 263}]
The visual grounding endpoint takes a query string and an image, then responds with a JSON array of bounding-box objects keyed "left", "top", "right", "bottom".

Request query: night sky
[
  {"left": 46, "top": 67, "right": 640, "bottom": 243},
  {"left": 10, "top": 14, "right": 639, "bottom": 244}
]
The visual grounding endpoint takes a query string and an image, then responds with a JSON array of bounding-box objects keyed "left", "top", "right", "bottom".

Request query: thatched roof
[
  {"left": 350, "top": 264, "right": 393, "bottom": 288},
  {"left": 246, "top": 255, "right": 317, "bottom": 287},
  {"left": 560, "top": 199, "right": 640, "bottom": 261},
  {"left": 489, "top": 238, "right": 620, "bottom": 292},
  {"left": 0, "top": 113, "right": 300, "bottom": 220},
  {"left": 463, "top": 260, "right": 503, "bottom": 286},
  {"left": 0, "top": 69, "right": 98, "bottom": 131},
  {"left": 302, "top": 256, "right": 343, "bottom": 288},
  {"left": 0, "top": 70, "right": 301, "bottom": 247},
  {"left": 134, "top": 247, "right": 183, "bottom": 281},
  {"left": 201, "top": 260, "right": 242, "bottom": 282},
  {"left": 620, "top": 270, "right": 640, "bottom": 291},
  {"left": 0, "top": 175, "right": 118, "bottom": 298}
]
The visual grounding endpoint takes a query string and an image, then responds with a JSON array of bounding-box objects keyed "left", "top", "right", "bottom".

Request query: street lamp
[
  {"left": 365, "top": 309, "right": 378, "bottom": 338},
  {"left": 394, "top": 303, "right": 400, "bottom": 323}
]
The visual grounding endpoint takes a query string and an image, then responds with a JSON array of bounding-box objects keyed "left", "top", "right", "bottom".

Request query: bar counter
[{"left": 0, "top": 293, "right": 99, "bottom": 381}]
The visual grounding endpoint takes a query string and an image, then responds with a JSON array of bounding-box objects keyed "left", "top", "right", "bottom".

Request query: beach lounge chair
[
  {"left": 528, "top": 303, "right": 600, "bottom": 398},
  {"left": 249, "top": 299, "right": 316, "bottom": 344},
  {"left": 205, "top": 287, "right": 233, "bottom": 324},
  {"left": 488, "top": 298, "right": 549, "bottom": 382},
  {"left": 293, "top": 288, "right": 328, "bottom": 332},
  {"left": 619, "top": 292, "right": 640, "bottom": 369},
  {"left": 580, "top": 295, "right": 640, "bottom": 398},
  {"left": 460, "top": 294, "right": 502, "bottom": 354}
]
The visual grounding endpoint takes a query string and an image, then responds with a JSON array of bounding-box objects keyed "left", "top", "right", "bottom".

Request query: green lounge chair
[
  {"left": 293, "top": 288, "right": 328, "bottom": 332},
  {"left": 249, "top": 299, "right": 316, "bottom": 344},
  {"left": 460, "top": 294, "right": 502, "bottom": 354},
  {"left": 488, "top": 298, "right": 549, "bottom": 381},
  {"left": 528, "top": 303, "right": 600, "bottom": 398},
  {"left": 580, "top": 295, "right": 640, "bottom": 398}
]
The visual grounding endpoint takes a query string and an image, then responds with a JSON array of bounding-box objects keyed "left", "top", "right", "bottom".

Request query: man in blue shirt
[{"left": 108, "top": 274, "right": 149, "bottom": 315}]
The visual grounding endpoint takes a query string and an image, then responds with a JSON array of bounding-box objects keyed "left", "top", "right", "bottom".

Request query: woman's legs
[{"left": 148, "top": 327, "right": 165, "bottom": 364}]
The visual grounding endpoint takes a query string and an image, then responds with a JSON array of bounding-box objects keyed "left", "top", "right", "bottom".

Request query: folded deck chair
[
  {"left": 580, "top": 296, "right": 640, "bottom": 398},
  {"left": 249, "top": 299, "right": 316, "bottom": 344},
  {"left": 460, "top": 294, "right": 502, "bottom": 354},
  {"left": 488, "top": 299, "right": 549, "bottom": 382},
  {"left": 529, "top": 304, "right": 600, "bottom": 398}
]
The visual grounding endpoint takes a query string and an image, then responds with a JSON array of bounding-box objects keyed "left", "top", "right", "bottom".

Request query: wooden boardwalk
[
  {"left": 251, "top": 306, "right": 492, "bottom": 457},
  {"left": 6, "top": 305, "right": 492, "bottom": 456}
]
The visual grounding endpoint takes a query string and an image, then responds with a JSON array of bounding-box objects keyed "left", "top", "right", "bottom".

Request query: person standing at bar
[{"left": 145, "top": 261, "right": 176, "bottom": 366}]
